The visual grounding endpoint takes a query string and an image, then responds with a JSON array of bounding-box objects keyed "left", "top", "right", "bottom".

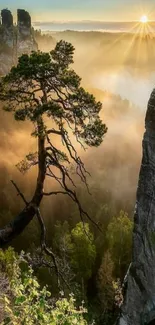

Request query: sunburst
[{"left": 140, "top": 15, "right": 148, "bottom": 23}]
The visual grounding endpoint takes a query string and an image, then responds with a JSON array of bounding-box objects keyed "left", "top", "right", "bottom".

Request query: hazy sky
[{"left": 1, "top": 0, "right": 155, "bottom": 22}]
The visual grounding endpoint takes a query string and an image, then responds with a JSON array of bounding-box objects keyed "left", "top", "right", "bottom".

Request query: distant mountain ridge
[{"left": 33, "top": 20, "right": 155, "bottom": 32}]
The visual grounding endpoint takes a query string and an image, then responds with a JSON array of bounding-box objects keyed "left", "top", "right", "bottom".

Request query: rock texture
[
  {"left": 0, "top": 9, "right": 14, "bottom": 75},
  {"left": 17, "top": 9, "right": 37, "bottom": 57},
  {"left": 118, "top": 89, "right": 155, "bottom": 325},
  {"left": 0, "top": 9, "right": 37, "bottom": 75}
]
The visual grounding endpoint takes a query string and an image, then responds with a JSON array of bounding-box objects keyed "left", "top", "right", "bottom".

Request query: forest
[{"left": 0, "top": 9, "right": 154, "bottom": 325}]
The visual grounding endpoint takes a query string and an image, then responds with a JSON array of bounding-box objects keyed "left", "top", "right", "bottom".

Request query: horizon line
[{"left": 33, "top": 20, "right": 155, "bottom": 24}]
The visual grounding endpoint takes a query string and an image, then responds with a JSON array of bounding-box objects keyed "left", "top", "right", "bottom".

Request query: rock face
[
  {"left": 17, "top": 9, "right": 37, "bottom": 57},
  {"left": 0, "top": 9, "right": 14, "bottom": 75},
  {"left": 1, "top": 8, "right": 13, "bottom": 27},
  {"left": 0, "top": 9, "right": 38, "bottom": 75},
  {"left": 118, "top": 89, "right": 155, "bottom": 325}
]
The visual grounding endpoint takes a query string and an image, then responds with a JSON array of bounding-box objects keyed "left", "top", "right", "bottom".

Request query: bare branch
[
  {"left": 36, "top": 208, "right": 72, "bottom": 290},
  {"left": 46, "top": 151, "right": 102, "bottom": 233},
  {"left": 36, "top": 208, "right": 60, "bottom": 288},
  {"left": 47, "top": 129, "right": 62, "bottom": 136},
  {"left": 11, "top": 180, "right": 28, "bottom": 206},
  {"left": 43, "top": 191, "right": 69, "bottom": 196}
]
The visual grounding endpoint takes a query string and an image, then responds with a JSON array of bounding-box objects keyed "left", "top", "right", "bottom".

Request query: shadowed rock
[
  {"left": 118, "top": 89, "right": 155, "bottom": 324},
  {"left": 17, "top": 9, "right": 31, "bottom": 29},
  {"left": 0, "top": 8, "right": 38, "bottom": 75},
  {"left": 1, "top": 9, "right": 13, "bottom": 28},
  {"left": 17, "top": 9, "right": 38, "bottom": 56},
  {"left": 0, "top": 9, "right": 14, "bottom": 75},
  {"left": 148, "top": 321, "right": 155, "bottom": 325}
]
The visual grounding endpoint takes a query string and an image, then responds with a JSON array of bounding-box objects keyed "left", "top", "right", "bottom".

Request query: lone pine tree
[{"left": 0, "top": 41, "right": 107, "bottom": 250}]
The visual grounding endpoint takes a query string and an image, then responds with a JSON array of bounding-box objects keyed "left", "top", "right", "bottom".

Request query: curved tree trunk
[
  {"left": 0, "top": 118, "right": 46, "bottom": 246},
  {"left": 118, "top": 89, "right": 155, "bottom": 325}
]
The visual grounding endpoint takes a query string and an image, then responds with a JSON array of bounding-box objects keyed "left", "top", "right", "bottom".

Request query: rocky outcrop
[
  {"left": 118, "top": 89, "right": 155, "bottom": 325},
  {"left": 0, "top": 9, "right": 14, "bottom": 75},
  {"left": 0, "top": 9, "right": 38, "bottom": 75},
  {"left": 17, "top": 9, "right": 37, "bottom": 57},
  {"left": 1, "top": 8, "right": 13, "bottom": 27}
]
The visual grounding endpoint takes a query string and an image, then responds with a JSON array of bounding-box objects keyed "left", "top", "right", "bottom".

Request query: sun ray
[
  {"left": 90, "top": 14, "right": 154, "bottom": 99},
  {"left": 140, "top": 15, "right": 148, "bottom": 23},
  {"left": 103, "top": 21, "right": 141, "bottom": 59}
]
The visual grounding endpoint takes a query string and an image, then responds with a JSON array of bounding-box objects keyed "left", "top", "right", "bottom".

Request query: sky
[{"left": 0, "top": 0, "right": 155, "bottom": 22}]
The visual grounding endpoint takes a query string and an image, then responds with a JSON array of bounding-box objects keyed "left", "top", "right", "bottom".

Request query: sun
[{"left": 140, "top": 15, "right": 148, "bottom": 23}]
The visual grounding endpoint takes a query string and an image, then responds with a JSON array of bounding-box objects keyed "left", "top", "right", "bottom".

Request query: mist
[{"left": 0, "top": 30, "right": 153, "bottom": 246}]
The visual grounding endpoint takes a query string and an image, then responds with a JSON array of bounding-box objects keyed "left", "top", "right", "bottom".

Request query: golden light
[{"left": 140, "top": 15, "right": 148, "bottom": 23}]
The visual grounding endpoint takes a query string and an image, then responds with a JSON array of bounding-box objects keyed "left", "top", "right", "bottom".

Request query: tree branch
[
  {"left": 11, "top": 180, "right": 28, "bottom": 206},
  {"left": 36, "top": 208, "right": 60, "bottom": 289},
  {"left": 43, "top": 191, "right": 69, "bottom": 196},
  {"left": 47, "top": 129, "right": 62, "bottom": 136}
]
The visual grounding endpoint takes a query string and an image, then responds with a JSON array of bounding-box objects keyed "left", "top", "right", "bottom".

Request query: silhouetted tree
[{"left": 0, "top": 41, "right": 107, "bottom": 258}]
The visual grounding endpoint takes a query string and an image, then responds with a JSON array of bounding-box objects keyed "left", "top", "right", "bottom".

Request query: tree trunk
[
  {"left": 0, "top": 118, "right": 46, "bottom": 246},
  {"left": 118, "top": 89, "right": 155, "bottom": 325}
]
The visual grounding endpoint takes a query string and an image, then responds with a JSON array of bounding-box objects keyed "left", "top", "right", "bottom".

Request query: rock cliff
[
  {"left": 0, "top": 9, "right": 37, "bottom": 75},
  {"left": 17, "top": 9, "right": 37, "bottom": 57},
  {"left": 0, "top": 9, "right": 14, "bottom": 75},
  {"left": 118, "top": 89, "right": 155, "bottom": 325}
]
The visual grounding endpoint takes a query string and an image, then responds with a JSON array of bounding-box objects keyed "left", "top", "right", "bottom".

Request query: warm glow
[{"left": 140, "top": 15, "right": 148, "bottom": 23}]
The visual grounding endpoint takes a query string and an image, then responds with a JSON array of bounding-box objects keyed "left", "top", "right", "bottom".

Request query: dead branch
[
  {"left": 11, "top": 180, "right": 28, "bottom": 206},
  {"left": 36, "top": 208, "right": 60, "bottom": 288}
]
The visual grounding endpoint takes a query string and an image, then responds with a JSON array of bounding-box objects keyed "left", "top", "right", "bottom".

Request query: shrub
[{"left": 0, "top": 248, "right": 88, "bottom": 325}]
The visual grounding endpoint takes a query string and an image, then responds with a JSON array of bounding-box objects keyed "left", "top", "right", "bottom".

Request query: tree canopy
[
  {"left": 0, "top": 41, "right": 107, "bottom": 274},
  {"left": 106, "top": 211, "right": 133, "bottom": 278}
]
